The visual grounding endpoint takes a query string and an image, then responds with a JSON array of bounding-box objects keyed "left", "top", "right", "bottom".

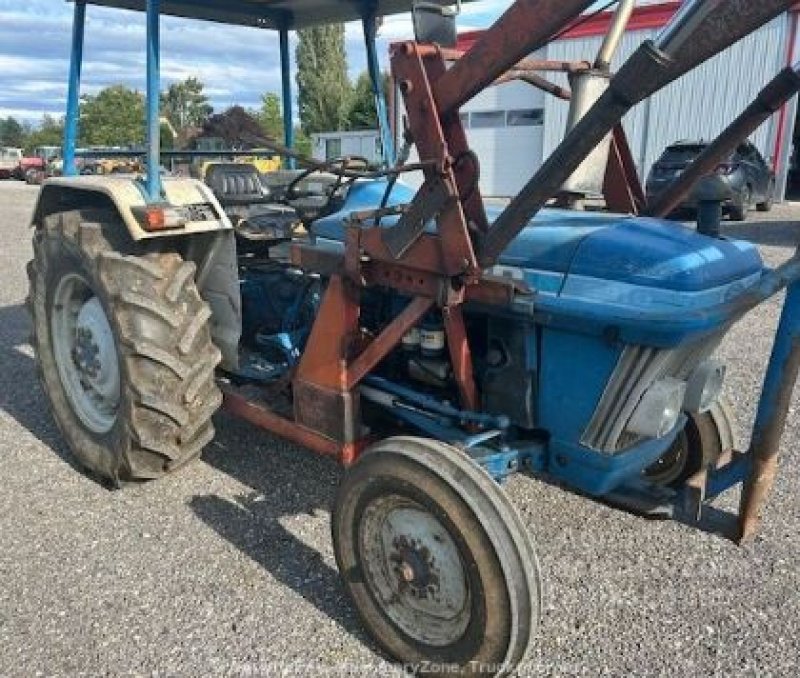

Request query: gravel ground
[{"left": 0, "top": 180, "right": 798, "bottom": 677}]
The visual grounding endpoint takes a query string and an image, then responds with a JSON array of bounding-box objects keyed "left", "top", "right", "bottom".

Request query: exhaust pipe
[
  {"left": 480, "top": 0, "right": 794, "bottom": 267},
  {"left": 560, "top": 0, "right": 637, "bottom": 199},
  {"left": 648, "top": 64, "right": 800, "bottom": 219},
  {"left": 595, "top": 0, "right": 636, "bottom": 71}
]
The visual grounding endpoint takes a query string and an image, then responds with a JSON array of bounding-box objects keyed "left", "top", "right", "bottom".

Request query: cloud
[{"left": 0, "top": 0, "right": 507, "bottom": 123}]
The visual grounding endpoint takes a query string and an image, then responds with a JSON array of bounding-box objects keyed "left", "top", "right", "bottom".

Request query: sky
[{"left": 0, "top": 0, "right": 521, "bottom": 124}]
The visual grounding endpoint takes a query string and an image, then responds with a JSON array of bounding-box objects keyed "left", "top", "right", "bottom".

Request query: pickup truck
[{"left": 0, "top": 147, "right": 23, "bottom": 179}]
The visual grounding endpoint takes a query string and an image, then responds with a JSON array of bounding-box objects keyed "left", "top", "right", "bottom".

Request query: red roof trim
[
  {"left": 561, "top": 2, "right": 681, "bottom": 39},
  {"left": 457, "top": 1, "right": 800, "bottom": 51},
  {"left": 454, "top": 30, "right": 485, "bottom": 53},
  {"left": 457, "top": 3, "right": 680, "bottom": 51}
]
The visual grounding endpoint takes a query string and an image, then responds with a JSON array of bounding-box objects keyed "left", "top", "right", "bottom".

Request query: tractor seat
[
  {"left": 206, "top": 163, "right": 300, "bottom": 255},
  {"left": 206, "top": 163, "right": 272, "bottom": 206}
]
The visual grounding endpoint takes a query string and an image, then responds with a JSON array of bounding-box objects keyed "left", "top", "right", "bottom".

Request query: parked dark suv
[{"left": 646, "top": 140, "right": 775, "bottom": 220}]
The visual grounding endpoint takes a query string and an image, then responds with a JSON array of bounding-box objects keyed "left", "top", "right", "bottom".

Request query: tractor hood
[
  {"left": 314, "top": 180, "right": 764, "bottom": 296},
  {"left": 493, "top": 208, "right": 764, "bottom": 294}
]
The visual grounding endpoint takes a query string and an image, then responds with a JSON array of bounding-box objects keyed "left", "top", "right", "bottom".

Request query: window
[
  {"left": 460, "top": 109, "right": 544, "bottom": 129},
  {"left": 744, "top": 144, "right": 766, "bottom": 166},
  {"left": 325, "top": 138, "right": 342, "bottom": 160},
  {"left": 661, "top": 145, "right": 706, "bottom": 164},
  {"left": 0, "top": 147, "right": 22, "bottom": 161},
  {"left": 471, "top": 111, "right": 506, "bottom": 129},
  {"left": 507, "top": 109, "right": 544, "bottom": 127},
  {"left": 734, "top": 144, "right": 755, "bottom": 164}
]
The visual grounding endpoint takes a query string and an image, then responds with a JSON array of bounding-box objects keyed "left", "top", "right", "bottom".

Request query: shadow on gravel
[
  {"left": 723, "top": 219, "right": 800, "bottom": 247},
  {"left": 0, "top": 303, "right": 79, "bottom": 470},
  {"left": 0, "top": 299, "right": 372, "bottom": 646},
  {"left": 191, "top": 416, "right": 371, "bottom": 647}
]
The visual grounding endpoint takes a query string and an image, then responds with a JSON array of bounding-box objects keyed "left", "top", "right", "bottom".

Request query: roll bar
[{"left": 62, "top": 0, "right": 422, "bottom": 197}]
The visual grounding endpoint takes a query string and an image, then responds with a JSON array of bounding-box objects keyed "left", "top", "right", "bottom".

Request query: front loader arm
[{"left": 480, "top": 0, "right": 795, "bottom": 266}]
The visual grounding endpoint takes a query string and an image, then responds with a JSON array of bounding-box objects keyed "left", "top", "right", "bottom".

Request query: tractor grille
[{"left": 581, "top": 336, "right": 722, "bottom": 453}]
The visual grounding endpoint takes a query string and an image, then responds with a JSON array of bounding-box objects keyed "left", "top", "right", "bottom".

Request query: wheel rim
[
  {"left": 358, "top": 494, "right": 471, "bottom": 647},
  {"left": 643, "top": 430, "right": 689, "bottom": 486},
  {"left": 51, "top": 273, "right": 121, "bottom": 434}
]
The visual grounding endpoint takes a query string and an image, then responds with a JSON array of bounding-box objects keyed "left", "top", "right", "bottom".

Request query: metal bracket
[{"left": 381, "top": 176, "right": 454, "bottom": 259}]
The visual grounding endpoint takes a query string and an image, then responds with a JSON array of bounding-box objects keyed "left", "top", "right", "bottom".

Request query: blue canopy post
[
  {"left": 63, "top": 0, "right": 87, "bottom": 177},
  {"left": 145, "top": 0, "right": 162, "bottom": 201},
  {"left": 280, "top": 27, "right": 296, "bottom": 170},
  {"left": 362, "top": 4, "right": 396, "bottom": 167}
]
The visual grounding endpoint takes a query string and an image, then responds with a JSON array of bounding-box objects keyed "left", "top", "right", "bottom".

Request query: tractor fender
[
  {"left": 30, "top": 176, "right": 242, "bottom": 372},
  {"left": 708, "top": 395, "right": 740, "bottom": 455},
  {"left": 31, "top": 175, "right": 232, "bottom": 240}
]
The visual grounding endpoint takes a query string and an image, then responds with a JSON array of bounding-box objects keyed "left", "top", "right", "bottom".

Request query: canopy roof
[{"left": 74, "top": 0, "right": 470, "bottom": 30}]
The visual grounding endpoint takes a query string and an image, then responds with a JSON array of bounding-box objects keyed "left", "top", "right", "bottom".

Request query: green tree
[
  {"left": 294, "top": 127, "right": 312, "bottom": 157},
  {"left": 160, "top": 123, "right": 176, "bottom": 151},
  {"left": 296, "top": 24, "right": 353, "bottom": 134},
  {"left": 160, "top": 77, "right": 213, "bottom": 131},
  {"left": 257, "top": 92, "right": 284, "bottom": 140},
  {"left": 0, "top": 116, "right": 25, "bottom": 147},
  {"left": 347, "top": 71, "right": 390, "bottom": 131},
  {"left": 80, "top": 85, "right": 145, "bottom": 146},
  {"left": 255, "top": 94, "right": 313, "bottom": 158},
  {"left": 25, "top": 115, "right": 64, "bottom": 152}
]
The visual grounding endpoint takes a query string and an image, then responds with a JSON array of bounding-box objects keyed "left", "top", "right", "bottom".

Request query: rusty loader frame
[
  {"left": 37, "top": 0, "right": 800, "bottom": 672},
  {"left": 221, "top": 0, "right": 800, "bottom": 543}
]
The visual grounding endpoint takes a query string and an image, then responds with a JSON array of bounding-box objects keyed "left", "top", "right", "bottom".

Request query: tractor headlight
[
  {"left": 626, "top": 378, "right": 687, "bottom": 439},
  {"left": 684, "top": 360, "right": 726, "bottom": 413}
]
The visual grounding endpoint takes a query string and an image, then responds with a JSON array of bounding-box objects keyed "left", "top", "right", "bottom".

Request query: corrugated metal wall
[
  {"left": 395, "top": 64, "right": 548, "bottom": 196},
  {"left": 459, "top": 63, "right": 546, "bottom": 196},
  {"left": 544, "top": 14, "right": 792, "bottom": 187}
]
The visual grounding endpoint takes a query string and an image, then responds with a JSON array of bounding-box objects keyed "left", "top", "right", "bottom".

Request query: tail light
[{"left": 132, "top": 205, "right": 188, "bottom": 232}]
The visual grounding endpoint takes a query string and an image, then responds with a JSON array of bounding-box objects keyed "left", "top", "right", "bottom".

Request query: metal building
[
  {"left": 311, "top": 130, "right": 383, "bottom": 164},
  {"left": 455, "top": 75, "right": 546, "bottom": 196},
  {"left": 443, "top": 1, "right": 800, "bottom": 199}
]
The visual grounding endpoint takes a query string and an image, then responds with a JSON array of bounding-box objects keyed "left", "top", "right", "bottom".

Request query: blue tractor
[{"left": 27, "top": 0, "right": 800, "bottom": 674}]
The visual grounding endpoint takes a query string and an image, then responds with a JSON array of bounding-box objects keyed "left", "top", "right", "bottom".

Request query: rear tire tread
[{"left": 28, "top": 209, "right": 222, "bottom": 483}]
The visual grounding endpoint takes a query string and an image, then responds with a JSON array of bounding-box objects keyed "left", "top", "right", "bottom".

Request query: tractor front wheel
[
  {"left": 332, "top": 437, "right": 541, "bottom": 676},
  {"left": 643, "top": 397, "right": 738, "bottom": 488},
  {"left": 27, "top": 210, "right": 222, "bottom": 484}
]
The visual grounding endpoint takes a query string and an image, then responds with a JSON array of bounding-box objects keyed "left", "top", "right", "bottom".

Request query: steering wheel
[{"left": 285, "top": 155, "right": 371, "bottom": 206}]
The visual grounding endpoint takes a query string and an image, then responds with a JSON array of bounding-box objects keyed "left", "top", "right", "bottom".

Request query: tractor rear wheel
[
  {"left": 27, "top": 209, "right": 222, "bottom": 484},
  {"left": 332, "top": 437, "right": 541, "bottom": 676}
]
